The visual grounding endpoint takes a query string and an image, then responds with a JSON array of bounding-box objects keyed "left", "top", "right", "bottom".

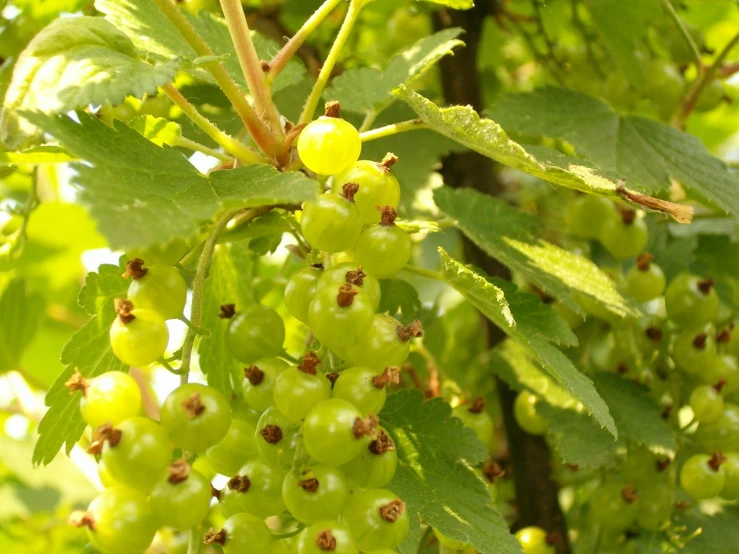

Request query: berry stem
[
  {"left": 187, "top": 528, "right": 201, "bottom": 554},
  {"left": 659, "top": 0, "right": 703, "bottom": 69},
  {"left": 174, "top": 136, "right": 234, "bottom": 163},
  {"left": 299, "top": 0, "right": 363, "bottom": 124},
  {"left": 402, "top": 265, "right": 445, "bottom": 281},
  {"left": 359, "top": 119, "right": 428, "bottom": 142}
]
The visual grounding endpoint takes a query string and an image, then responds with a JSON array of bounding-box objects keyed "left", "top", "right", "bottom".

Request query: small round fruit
[
  {"left": 514, "top": 391, "right": 547, "bottom": 436},
  {"left": 434, "top": 529, "right": 469, "bottom": 551},
  {"left": 99, "top": 417, "right": 172, "bottom": 492},
  {"left": 109, "top": 300, "right": 168, "bottom": 367},
  {"left": 66, "top": 370, "right": 141, "bottom": 427},
  {"left": 704, "top": 355, "right": 739, "bottom": 395},
  {"left": 206, "top": 513, "right": 274, "bottom": 554},
  {"left": 695, "top": 79, "right": 725, "bottom": 112},
  {"left": 673, "top": 325, "right": 717, "bottom": 376},
  {"left": 308, "top": 284, "right": 375, "bottom": 350},
  {"left": 342, "top": 488, "right": 409, "bottom": 551},
  {"left": 273, "top": 353, "right": 332, "bottom": 422},
  {"left": 626, "top": 254, "right": 666, "bottom": 303},
  {"left": 679, "top": 453, "right": 726, "bottom": 500},
  {"left": 453, "top": 398, "right": 494, "bottom": 451},
  {"left": 150, "top": 461, "right": 212, "bottom": 529},
  {"left": 332, "top": 155, "right": 402, "bottom": 224},
  {"left": 637, "top": 486, "right": 675, "bottom": 531},
  {"left": 297, "top": 521, "right": 359, "bottom": 554},
  {"left": 720, "top": 452, "right": 739, "bottom": 500},
  {"left": 664, "top": 274, "right": 719, "bottom": 328},
  {"left": 303, "top": 399, "right": 374, "bottom": 466},
  {"left": 342, "top": 315, "right": 419, "bottom": 370},
  {"left": 333, "top": 366, "right": 397, "bottom": 416},
  {"left": 228, "top": 458, "right": 286, "bottom": 518},
  {"left": 160, "top": 383, "right": 231, "bottom": 452},
  {"left": 126, "top": 240, "right": 187, "bottom": 267},
  {"left": 285, "top": 266, "right": 323, "bottom": 323},
  {"left": 282, "top": 466, "right": 350, "bottom": 523},
  {"left": 300, "top": 192, "right": 363, "bottom": 253},
  {"left": 316, "top": 262, "right": 381, "bottom": 310},
  {"left": 226, "top": 305, "right": 285, "bottom": 364},
  {"left": 356, "top": 207, "right": 412, "bottom": 278},
  {"left": 695, "top": 404, "right": 739, "bottom": 452},
  {"left": 646, "top": 60, "right": 685, "bottom": 119},
  {"left": 206, "top": 418, "right": 259, "bottom": 476},
  {"left": 690, "top": 385, "right": 725, "bottom": 424},
  {"left": 74, "top": 487, "right": 157, "bottom": 554},
  {"left": 599, "top": 210, "right": 648, "bottom": 260},
  {"left": 124, "top": 258, "right": 187, "bottom": 320},
  {"left": 242, "top": 357, "right": 289, "bottom": 412},
  {"left": 297, "top": 108, "right": 361, "bottom": 176},
  {"left": 256, "top": 406, "right": 300, "bottom": 470},
  {"left": 590, "top": 483, "right": 640, "bottom": 530},
  {"left": 341, "top": 428, "right": 398, "bottom": 489},
  {"left": 515, "top": 526, "right": 555, "bottom": 554},
  {"left": 564, "top": 195, "right": 617, "bottom": 239}
]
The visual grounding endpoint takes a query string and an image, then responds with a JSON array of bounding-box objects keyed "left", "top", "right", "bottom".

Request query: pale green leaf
[
  {"left": 0, "top": 279, "right": 45, "bottom": 372},
  {"left": 128, "top": 114, "right": 181, "bottom": 146},
  {"left": 488, "top": 87, "right": 739, "bottom": 216},
  {"left": 33, "top": 262, "right": 129, "bottom": 466},
  {"left": 381, "top": 390, "right": 522, "bottom": 554},
  {"left": 210, "top": 165, "right": 320, "bottom": 209},
  {"left": 0, "top": 145, "right": 76, "bottom": 166},
  {"left": 441, "top": 250, "right": 617, "bottom": 436},
  {"left": 435, "top": 187, "right": 636, "bottom": 318},
  {"left": 1, "top": 17, "right": 178, "bottom": 147}
]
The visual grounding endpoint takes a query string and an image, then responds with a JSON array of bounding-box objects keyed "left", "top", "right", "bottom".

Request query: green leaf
[
  {"left": 33, "top": 262, "right": 129, "bottom": 466},
  {"left": 584, "top": 0, "right": 660, "bottom": 87},
  {"left": 0, "top": 145, "right": 76, "bottom": 166},
  {"left": 96, "top": 0, "right": 304, "bottom": 93},
  {"left": 380, "top": 390, "right": 522, "bottom": 554},
  {"left": 377, "top": 278, "right": 422, "bottom": 319},
  {"left": 394, "top": 87, "right": 693, "bottom": 222},
  {"left": 1, "top": 16, "right": 178, "bottom": 147},
  {"left": 674, "top": 505, "right": 739, "bottom": 554},
  {"left": 199, "top": 242, "right": 256, "bottom": 396},
  {"left": 592, "top": 372, "right": 676, "bottom": 455},
  {"left": 435, "top": 187, "right": 636, "bottom": 318},
  {"left": 441, "top": 250, "right": 616, "bottom": 436},
  {"left": 0, "top": 278, "right": 45, "bottom": 372},
  {"left": 22, "top": 112, "right": 318, "bottom": 250},
  {"left": 128, "top": 114, "right": 182, "bottom": 146},
  {"left": 488, "top": 87, "right": 739, "bottom": 216},
  {"left": 326, "top": 29, "right": 464, "bottom": 114}
]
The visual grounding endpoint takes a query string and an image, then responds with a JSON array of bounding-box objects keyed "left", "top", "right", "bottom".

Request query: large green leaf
[
  {"left": 96, "top": 0, "right": 304, "bottom": 94},
  {"left": 394, "top": 87, "right": 693, "bottom": 222},
  {"left": 435, "top": 187, "right": 636, "bottom": 318},
  {"left": 488, "top": 87, "right": 739, "bottom": 216},
  {"left": 381, "top": 390, "right": 522, "bottom": 554},
  {"left": 23, "top": 113, "right": 319, "bottom": 250},
  {"left": 1, "top": 16, "right": 178, "bottom": 147},
  {"left": 325, "top": 29, "right": 464, "bottom": 114},
  {"left": 440, "top": 250, "right": 617, "bottom": 436},
  {"left": 33, "top": 262, "right": 129, "bottom": 466}
]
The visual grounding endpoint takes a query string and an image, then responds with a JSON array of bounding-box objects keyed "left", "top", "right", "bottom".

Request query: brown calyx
[
  {"left": 661, "top": 404, "right": 672, "bottom": 420},
  {"left": 244, "top": 365, "right": 265, "bottom": 385},
  {"left": 369, "top": 429, "right": 396, "bottom": 455},
  {"left": 219, "top": 304, "right": 236, "bottom": 319},
  {"left": 378, "top": 153, "right": 399, "bottom": 172},
  {"left": 709, "top": 451, "right": 727, "bottom": 471},
  {"left": 260, "top": 60, "right": 270, "bottom": 72},
  {"left": 299, "top": 351, "right": 322, "bottom": 375},
  {"left": 353, "top": 414, "right": 379, "bottom": 439},
  {"left": 122, "top": 258, "right": 147, "bottom": 280},
  {"left": 698, "top": 278, "right": 715, "bottom": 295},
  {"left": 228, "top": 474, "right": 252, "bottom": 493},
  {"left": 324, "top": 101, "right": 341, "bottom": 118},
  {"left": 716, "top": 327, "right": 732, "bottom": 343},
  {"left": 87, "top": 423, "right": 122, "bottom": 454},
  {"left": 337, "top": 283, "right": 359, "bottom": 307},
  {"left": 341, "top": 182, "right": 359, "bottom": 203},
  {"left": 546, "top": 531, "right": 562, "bottom": 546},
  {"left": 182, "top": 393, "right": 206, "bottom": 419},
  {"left": 483, "top": 459, "right": 505, "bottom": 482},
  {"left": 167, "top": 458, "right": 191, "bottom": 484},
  {"left": 299, "top": 476, "right": 320, "bottom": 493},
  {"left": 619, "top": 206, "right": 637, "bottom": 225},
  {"left": 260, "top": 424, "right": 283, "bottom": 444},
  {"left": 656, "top": 458, "right": 672, "bottom": 472},
  {"left": 617, "top": 362, "right": 629, "bottom": 375},
  {"left": 114, "top": 298, "right": 135, "bottom": 324},
  {"left": 714, "top": 379, "right": 728, "bottom": 393},
  {"left": 326, "top": 372, "right": 339, "bottom": 388},
  {"left": 675, "top": 500, "right": 689, "bottom": 511},
  {"left": 69, "top": 511, "right": 95, "bottom": 530},
  {"left": 564, "top": 463, "right": 580, "bottom": 472},
  {"left": 211, "top": 484, "right": 222, "bottom": 500},
  {"left": 315, "top": 529, "right": 337, "bottom": 551},
  {"left": 621, "top": 485, "right": 639, "bottom": 504},
  {"left": 692, "top": 333, "right": 708, "bottom": 350},
  {"left": 372, "top": 367, "right": 401, "bottom": 389},
  {"left": 379, "top": 499, "right": 406, "bottom": 522},
  {"left": 377, "top": 205, "right": 398, "bottom": 226},
  {"left": 646, "top": 327, "right": 663, "bottom": 344},
  {"left": 397, "top": 320, "right": 424, "bottom": 342},
  {"left": 345, "top": 266, "right": 367, "bottom": 286},
  {"left": 468, "top": 397, "right": 486, "bottom": 414},
  {"left": 203, "top": 528, "right": 227, "bottom": 546},
  {"left": 635, "top": 253, "right": 653, "bottom": 271},
  {"left": 64, "top": 368, "right": 89, "bottom": 395}
]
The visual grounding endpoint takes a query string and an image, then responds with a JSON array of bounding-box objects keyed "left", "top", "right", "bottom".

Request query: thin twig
[
  {"left": 359, "top": 119, "right": 428, "bottom": 142},
  {"left": 175, "top": 136, "right": 233, "bottom": 162},
  {"left": 660, "top": 0, "right": 703, "bottom": 69}
]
